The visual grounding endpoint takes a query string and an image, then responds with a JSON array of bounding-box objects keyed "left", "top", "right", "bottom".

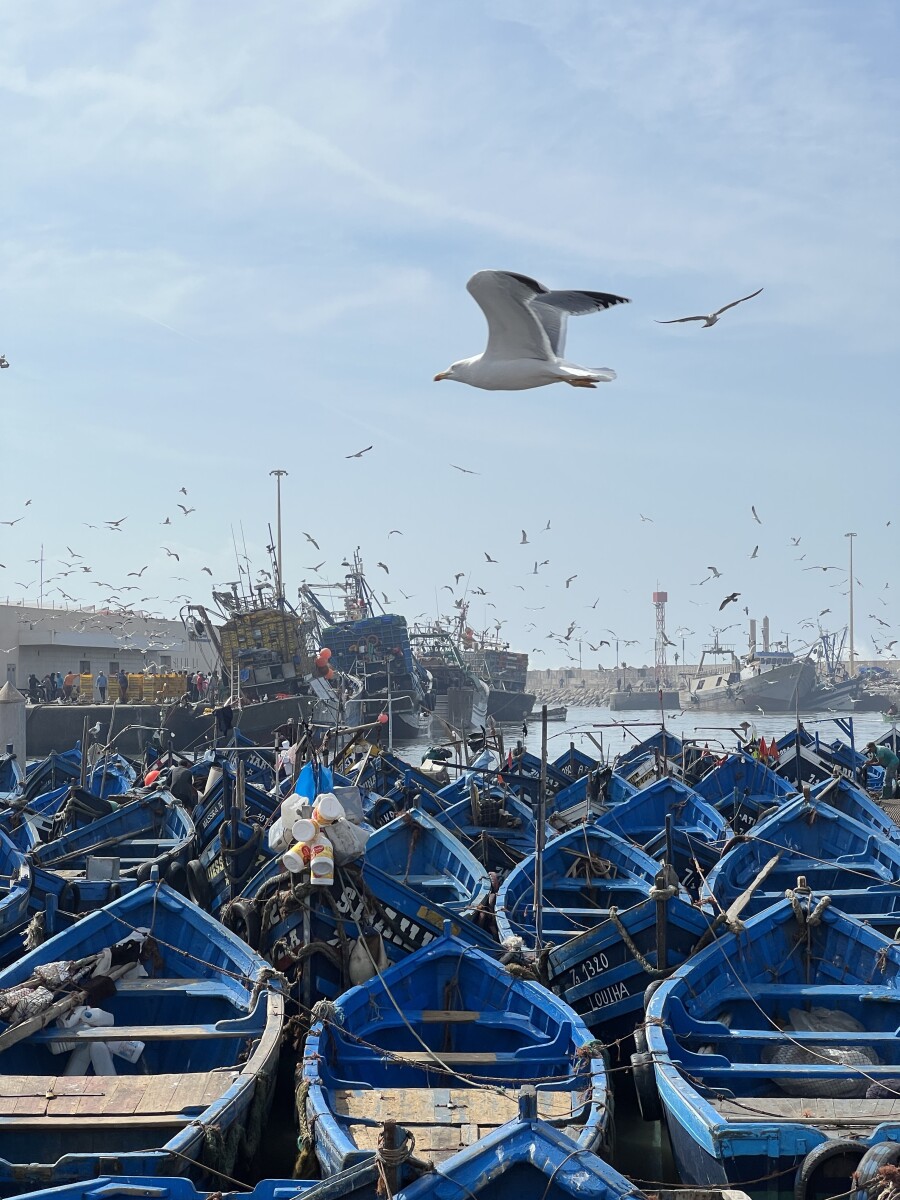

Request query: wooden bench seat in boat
[
  {"left": 0, "top": 1070, "right": 230, "bottom": 1127},
  {"left": 29, "top": 1018, "right": 260, "bottom": 1043},
  {"left": 332, "top": 1086, "right": 577, "bottom": 1163}
]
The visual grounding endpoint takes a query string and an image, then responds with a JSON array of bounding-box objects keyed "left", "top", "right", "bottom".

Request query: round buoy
[{"left": 143, "top": 768, "right": 160, "bottom": 787}]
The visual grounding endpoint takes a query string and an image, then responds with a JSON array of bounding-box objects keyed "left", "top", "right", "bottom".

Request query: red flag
[
  {"left": 758, "top": 736, "right": 768, "bottom": 758},
  {"left": 507, "top": 750, "right": 513, "bottom": 769}
]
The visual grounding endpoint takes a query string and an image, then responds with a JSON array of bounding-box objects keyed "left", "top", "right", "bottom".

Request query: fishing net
[{"left": 764, "top": 1006, "right": 879, "bottom": 1098}]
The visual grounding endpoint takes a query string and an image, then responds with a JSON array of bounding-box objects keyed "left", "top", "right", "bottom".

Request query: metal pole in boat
[
  {"left": 845, "top": 532, "right": 856, "bottom": 678},
  {"left": 533, "top": 704, "right": 548, "bottom": 950},
  {"left": 79, "top": 716, "right": 89, "bottom": 789},
  {"left": 795, "top": 685, "right": 802, "bottom": 790},
  {"left": 387, "top": 656, "right": 394, "bottom": 755}
]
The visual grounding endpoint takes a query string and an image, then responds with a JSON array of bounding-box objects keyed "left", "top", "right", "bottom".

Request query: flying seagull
[
  {"left": 750, "top": 546, "right": 759, "bottom": 559},
  {"left": 450, "top": 464, "right": 479, "bottom": 475},
  {"left": 345, "top": 446, "right": 373, "bottom": 459},
  {"left": 565, "top": 575, "right": 577, "bottom": 588},
  {"left": 719, "top": 593, "right": 740, "bottom": 611},
  {"left": 655, "top": 288, "right": 763, "bottom": 328},
  {"left": 434, "top": 270, "right": 629, "bottom": 391},
  {"left": 127, "top": 566, "right": 148, "bottom": 577},
  {"left": 520, "top": 530, "right": 529, "bottom": 544},
  {"left": 377, "top": 562, "right": 389, "bottom": 574},
  {"left": 177, "top": 504, "right": 195, "bottom": 515},
  {"left": 161, "top": 547, "right": 180, "bottom": 561},
  {"left": 751, "top": 505, "right": 762, "bottom": 524},
  {"left": 303, "top": 532, "right": 320, "bottom": 549},
  {"left": 484, "top": 552, "right": 498, "bottom": 563},
  {"left": 201, "top": 566, "right": 213, "bottom": 575}
]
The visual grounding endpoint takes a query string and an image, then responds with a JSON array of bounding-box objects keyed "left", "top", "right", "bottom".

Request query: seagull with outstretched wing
[
  {"left": 435, "top": 270, "right": 629, "bottom": 390},
  {"left": 656, "top": 288, "right": 763, "bottom": 328}
]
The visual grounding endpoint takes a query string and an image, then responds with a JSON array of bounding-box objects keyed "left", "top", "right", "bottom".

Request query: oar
[{"left": 693, "top": 852, "right": 782, "bottom": 952}]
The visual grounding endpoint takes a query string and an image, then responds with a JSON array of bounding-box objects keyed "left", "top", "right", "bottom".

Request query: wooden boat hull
[
  {"left": 644, "top": 897, "right": 900, "bottom": 1194},
  {"left": 0, "top": 882, "right": 283, "bottom": 1192}
]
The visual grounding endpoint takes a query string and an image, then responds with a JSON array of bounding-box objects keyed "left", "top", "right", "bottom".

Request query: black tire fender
[
  {"left": 222, "top": 898, "right": 262, "bottom": 951},
  {"left": 185, "top": 858, "right": 213, "bottom": 910},
  {"left": 630, "top": 1049, "right": 663, "bottom": 1122},
  {"left": 795, "top": 1139, "right": 868, "bottom": 1200},
  {"left": 165, "top": 861, "right": 189, "bottom": 897},
  {"left": 644, "top": 978, "right": 665, "bottom": 1012},
  {"left": 852, "top": 1141, "right": 900, "bottom": 1200}
]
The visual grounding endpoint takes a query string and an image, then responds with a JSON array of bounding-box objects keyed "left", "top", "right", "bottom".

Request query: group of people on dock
[{"left": 26, "top": 669, "right": 128, "bottom": 704}]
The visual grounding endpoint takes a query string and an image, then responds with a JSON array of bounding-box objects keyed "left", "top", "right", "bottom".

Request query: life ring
[
  {"left": 630, "top": 1045, "right": 663, "bottom": 1122},
  {"left": 222, "top": 899, "right": 262, "bottom": 951},
  {"left": 795, "top": 1139, "right": 868, "bottom": 1200},
  {"left": 185, "top": 859, "right": 213, "bottom": 910},
  {"left": 853, "top": 1141, "right": 900, "bottom": 1200}
]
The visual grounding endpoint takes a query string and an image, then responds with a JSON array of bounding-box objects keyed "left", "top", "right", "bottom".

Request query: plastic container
[
  {"left": 313, "top": 793, "right": 345, "bottom": 825},
  {"left": 326, "top": 819, "right": 370, "bottom": 865},
  {"left": 291, "top": 817, "right": 319, "bottom": 844},
  {"left": 308, "top": 834, "right": 334, "bottom": 885},
  {"left": 282, "top": 842, "right": 309, "bottom": 874}
]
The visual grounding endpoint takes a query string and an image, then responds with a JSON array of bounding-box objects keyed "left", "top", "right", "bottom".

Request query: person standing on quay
[
  {"left": 118, "top": 668, "right": 128, "bottom": 703},
  {"left": 96, "top": 671, "right": 108, "bottom": 703}
]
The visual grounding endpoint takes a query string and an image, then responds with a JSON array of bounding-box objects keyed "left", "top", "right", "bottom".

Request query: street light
[
  {"left": 845, "top": 532, "right": 857, "bottom": 677},
  {"left": 270, "top": 470, "right": 288, "bottom": 603}
]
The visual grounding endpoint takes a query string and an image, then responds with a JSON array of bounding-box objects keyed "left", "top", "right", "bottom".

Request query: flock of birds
[{"left": 433, "top": 269, "right": 763, "bottom": 391}]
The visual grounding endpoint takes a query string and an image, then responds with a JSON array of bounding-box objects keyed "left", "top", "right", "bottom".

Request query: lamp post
[
  {"left": 270, "top": 470, "right": 288, "bottom": 603},
  {"left": 845, "top": 532, "right": 857, "bottom": 677}
]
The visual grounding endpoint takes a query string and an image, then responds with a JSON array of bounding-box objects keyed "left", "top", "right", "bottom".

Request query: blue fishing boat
[
  {"left": 231, "top": 851, "right": 496, "bottom": 1003},
  {"left": 692, "top": 751, "right": 797, "bottom": 833},
  {"left": 431, "top": 789, "right": 539, "bottom": 871},
  {"left": 22, "top": 748, "right": 136, "bottom": 804},
  {"left": 546, "top": 890, "right": 714, "bottom": 1046},
  {"left": 29, "top": 791, "right": 195, "bottom": 880},
  {"left": 549, "top": 768, "right": 638, "bottom": 828},
  {"left": 613, "top": 730, "right": 684, "bottom": 787},
  {"left": 7, "top": 1092, "right": 646, "bottom": 1200},
  {"left": 496, "top": 825, "right": 661, "bottom": 946},
  {"left": 642, "top": 893, "right": 900, "bottom": 1197},
  {"left": 595, "top": 777, "right": 731, "bottom": 898},
  {"left": 0, "top": 827, "right": 32, "bottom": 947},
  {"left": 0, "top": 881, "right": 283, "bottom": 1192},
  {"left": 362, "top": 809, "right": 491, "bottom": 918},
  {"left": 9, "top": 1183, "right": 317, "bottom": 1200},
  {"left": 702, "top": 792, "right": 900, "bottom": 925},
  {"left": 300, "top": 926, "right": 610, "bottom": 1178},
  {"left": 774, "top": 725, "right": 866, "bottom": 786},
  {"left": 550, "top": 744, "right": 602, "bottom": 781},
  {"left": 0, "top": 752, "right": 22, "bottom": 805}
]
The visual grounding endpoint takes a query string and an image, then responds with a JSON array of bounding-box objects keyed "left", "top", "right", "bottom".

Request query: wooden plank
[
  {"left": 30, "top": 1023, "right": 253, "bottom": 1042},
  {"left": 389, "top": 1051, "right": 498, "bottom": 1064},
  {"left": 134, "top": 1075, "right": 186, "bottom": 1115},
  {"left": 101, "top": 1076, "right": 145, "bottom": 1118},
  {"left": 0, "top": 1114, "right": 190, "bottom": 1130},
  {"left": 420, "top": 1011, "right": 481, "bottom": 1023}
]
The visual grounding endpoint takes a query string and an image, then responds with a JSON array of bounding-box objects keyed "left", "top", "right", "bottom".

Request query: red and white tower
[{"left": 653, "top": 590, "right": 668, "bottom": 683}]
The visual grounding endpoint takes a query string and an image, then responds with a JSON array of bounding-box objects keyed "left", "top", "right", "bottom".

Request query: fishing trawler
[
  {"left": 460, "top": 616, "right": 535, "bottom": 723},
  {"left": 410, "top": 623, "right": 489, "bottom": 736},
  {"left": 302, "top": 552, "right": 430, "bottom": 741}
]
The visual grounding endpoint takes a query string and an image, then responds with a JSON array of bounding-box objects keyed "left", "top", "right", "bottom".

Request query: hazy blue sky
[{"left": 1, "top": 1, "right": 898, "bottom": 669}]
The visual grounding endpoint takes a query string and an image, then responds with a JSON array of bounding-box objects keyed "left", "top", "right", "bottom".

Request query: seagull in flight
[
  {"left": 450, "top": 464, "right": 479, "bottom": 475},
  {"left": 434, "top": 270, "right": 629, "bottom": 391},
  {"left": 639, "top": 513, "right": 653, "bottom": 523},
  {"left": 161, "top": 546, "right": 180, "bottom": 561},
  {"left": 751, "top": 505, "right": 762, "bottom": 524},
  {"left": 655, "top": 288, "right": 763, "bottom": 328},
  {"left": 105, "top": 517, "right": 128, "bottom": 528},
  {"left": 177, "top": 504, "right": 195, "bottom": 515},
  {"left": 520, "top": 530, "right": 529, "bottom": 544},
  {"left": 377, "top": 562, "right": 389, "bottom": 574},
  {"left": 484, "top": 552, "right": 498, "bottom": 563},
  {"left": 345, "top": 446, "right": 373, "bottom": 459},
  {"left": 303, "top": 532, "right": 320, "bottom": 549},
  {"left": 750, "top": 545, "right": 759, "bottom": 559},
  {"left": 565, "top": 574, "right": 577, "bottom": 588},
  {"left": 127, "top": 566, "right": 148, "bottom": 577},
  {"left": 719, "top": 592, "right": 741, "bottom": 611}
]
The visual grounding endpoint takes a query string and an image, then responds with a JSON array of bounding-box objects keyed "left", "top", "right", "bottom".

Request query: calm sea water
[{"left": 395, "top": 702, "right": 893, "bottom": 764}]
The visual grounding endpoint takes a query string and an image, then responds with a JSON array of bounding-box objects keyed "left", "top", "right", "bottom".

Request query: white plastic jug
[
  {"left": 291, "top": 817, "right": 319, "bottom": 844},
  {"left": 308, "top": 834, "right": 334, "bottom": 885},
  {"left": 313, "top": 793, "right": 345, "bottom": 825},
  {"left": 282, "top": 842, "right": 309, "bottom": 873}
]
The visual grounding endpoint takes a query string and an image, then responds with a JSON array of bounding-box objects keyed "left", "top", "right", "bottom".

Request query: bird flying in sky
[{"left": 655, "top": 287, "right": 763, "bottom": 328}]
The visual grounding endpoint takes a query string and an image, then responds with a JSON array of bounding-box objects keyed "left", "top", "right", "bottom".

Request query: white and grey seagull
[
  {"left": 655, "top": 287, "right": 763, "bottom": 328},
  {"left": 434, "top": 270, "right": 629, "bottom": 390}
]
